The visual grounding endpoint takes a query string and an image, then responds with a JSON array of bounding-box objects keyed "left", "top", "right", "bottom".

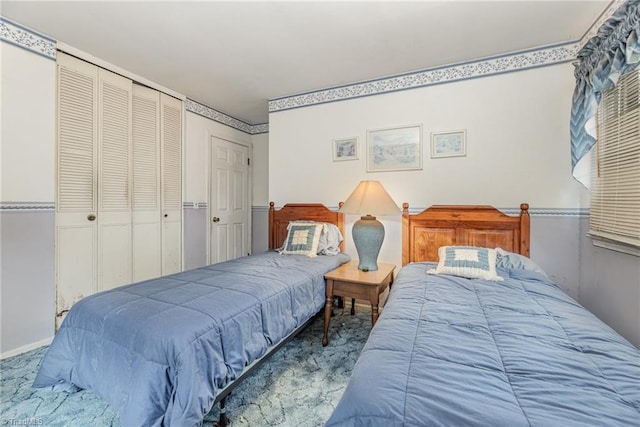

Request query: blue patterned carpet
[{"left": 1, "top": 309, "right": 371, "bottom": 427}]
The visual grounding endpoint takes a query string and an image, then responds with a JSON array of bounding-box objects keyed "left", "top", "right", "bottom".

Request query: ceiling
[{"left": 2, "top": 1, "right": 611, "bottom": 125}]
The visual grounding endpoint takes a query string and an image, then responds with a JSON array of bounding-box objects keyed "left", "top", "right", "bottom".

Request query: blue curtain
[{"left": 570, "top": 0, "right": 640, "bottom": 186}]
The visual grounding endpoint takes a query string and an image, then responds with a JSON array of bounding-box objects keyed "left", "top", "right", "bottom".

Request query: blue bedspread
[
  {"left": 34, "top": 251, "right": 349, "bottom": 426},
  {"left": 326, "top": 262, "right": 640, "bottom": 426}
]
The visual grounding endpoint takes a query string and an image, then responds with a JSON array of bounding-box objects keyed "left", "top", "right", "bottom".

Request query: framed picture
[
  {"left": 431, "top": 130, "right": 467, "bottom": 158},
  {"left": 366, "top": 124, "right": 422, "bottom": 172},
  {"left": 332, "top": 137, "right": 359, "bottom": 161}
]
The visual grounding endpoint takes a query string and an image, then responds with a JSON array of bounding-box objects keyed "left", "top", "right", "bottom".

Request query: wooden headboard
[
  {"left": 268, "top": 202, "right": 345, "bottom": 250},
  {"left": 402, "top": 203, "right": 530, "bottom": 265}
]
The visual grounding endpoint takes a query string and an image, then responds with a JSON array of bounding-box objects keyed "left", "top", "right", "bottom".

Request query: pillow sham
[
  {"left": 288, "top": 221, "right": 343, "bottom": 255},
  {"left": 279, "top": 223, "right": 323, "bottom": 257},
  {"left": 496, "top": 247, "right": 547, "bottom": 276},
  {"left": 428, "top": 245, "right": 503, "bottom": 281}
]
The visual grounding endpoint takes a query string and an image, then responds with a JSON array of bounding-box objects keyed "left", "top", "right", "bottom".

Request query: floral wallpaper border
[
  {"left": 269, "top": 42, "right": 580, "bottom": 113},
  {"left": 0, "top": 17, "right": 56, "bottom": 59},
  {"left": 268, "top": 1, "right": 622, "bottom": 115},
  {"left": 185, "top": 99, "right": 269, "bottom": 135},
  {"left": 2, "top": 1, "right": 622, "bottom": 131},
  {"left": 1, "top": 17, "right": 267, "bottom": 135}
]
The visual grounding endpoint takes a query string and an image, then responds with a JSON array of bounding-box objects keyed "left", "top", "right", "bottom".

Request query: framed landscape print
[
  {"left": 332, "top": 137, "right": 359, "bottom": 161},
  {"left": 366, "top": 124, "right": 422, "bottom": 172},
  {"left": 431, "top": 130, "right": 467, "bottom": 158}
]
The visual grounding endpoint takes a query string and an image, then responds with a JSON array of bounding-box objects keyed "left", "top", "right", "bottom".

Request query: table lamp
[{"left": 339, "top": 181, "right": 400, "bottom": 271}]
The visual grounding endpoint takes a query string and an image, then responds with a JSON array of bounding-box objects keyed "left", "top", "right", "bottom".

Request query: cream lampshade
[{"left": 339, "top": 181, "right": 400, "bottom": 271}]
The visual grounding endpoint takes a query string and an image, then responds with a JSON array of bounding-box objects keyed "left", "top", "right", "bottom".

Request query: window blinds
[{"left": 591, "top": 69, "right": 640, "bottom": 247}]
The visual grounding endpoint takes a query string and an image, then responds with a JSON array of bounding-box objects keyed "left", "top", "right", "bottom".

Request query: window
[{"left": 590, "top": 69, "right": 640, "bottom": 249}]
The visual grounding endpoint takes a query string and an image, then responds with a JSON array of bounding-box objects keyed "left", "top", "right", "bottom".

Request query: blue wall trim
[
  {"left": 183, "top": 201, "right": 208, "bottom": 209},
  {"left": 0, "top": 202, "right": 55, "bottom": 212},
  {"left": 258, "top": 205, "right": 588, "bottom": 218}
]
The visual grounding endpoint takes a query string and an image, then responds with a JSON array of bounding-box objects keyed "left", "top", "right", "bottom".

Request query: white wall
[
  {"left": 269, "top": 63, "right": 586, "bottom": 269},
  {"left": 251, "top": 132, "right": 269, "bottom": 206},
  {"left": 182, "top": 112, "right": 254, "bottom": 268},
  {"left": 250, "top": 132, "right": 270, "bottom": 254},
  {"left": 1, "top": 42, "right": 57, "bottom": 355},
  {"left": 184, "top": 112, "right": 253, "bottom": 204},
  {"left": 182, "top": 112, "right": 266, "bottom": 206},
  {"left": 1, "top": 43, "right": 56, "bottom": 201}
]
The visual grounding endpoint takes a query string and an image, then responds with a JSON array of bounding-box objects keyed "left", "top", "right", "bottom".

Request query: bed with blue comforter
[
  {"left": 326, "top": 261, "right": 640, "bottom": 426},
  {"left": 34, "top": 251, "right": 349, "bottom": 426}
]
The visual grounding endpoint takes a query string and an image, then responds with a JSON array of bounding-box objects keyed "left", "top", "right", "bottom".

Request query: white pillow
[
  {"left": 318, "top": 223, "right": 343, "bottom": 255},
  {"left": 428, "top": 246, "right": 503, "bottom": 281}
]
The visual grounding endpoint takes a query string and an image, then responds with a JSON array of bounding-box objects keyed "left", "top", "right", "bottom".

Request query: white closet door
[
  {"left": 97, "top": 69, "right": 133, "bottom": 291},
  {"left": 55, "top": 53, "right": 98, "bottom": 328},
  {"left": 160, "top": 93, "right": 182, "bottom": 275},
  {"left": 132, "top": 84, "right": 162, "bottom": 282}
]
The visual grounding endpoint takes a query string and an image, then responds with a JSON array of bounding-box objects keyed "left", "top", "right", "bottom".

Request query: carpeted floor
[{"left": 1, "top": 308, "right": 372, "bottom": 427}]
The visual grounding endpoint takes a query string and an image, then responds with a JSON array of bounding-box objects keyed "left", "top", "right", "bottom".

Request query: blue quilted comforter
[
  {"left": 326, "top": 262, "right": 640, "bottom": 426},
  {"left": 34, "top": 251, "right": 349, "bottom": 426}
]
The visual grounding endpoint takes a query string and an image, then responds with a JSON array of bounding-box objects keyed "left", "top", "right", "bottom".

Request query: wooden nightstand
[{"left": 322, "top": 261, "right": 395, "bottom": 346}]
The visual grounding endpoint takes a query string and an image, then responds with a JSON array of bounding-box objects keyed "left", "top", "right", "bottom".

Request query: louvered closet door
[
  {"left": 55, "top": 53, "right": 98, "bottom": 328},
  {"left": 98, "top": 69, "right": 133, "bottom": 291},
  {"left": 160, "top": 94, "right": 182, "bottom": 275},
  {"left": 132, "top": 84, "right": 162, "bottom": 282}
]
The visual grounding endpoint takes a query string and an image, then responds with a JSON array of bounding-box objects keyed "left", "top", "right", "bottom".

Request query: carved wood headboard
[
  {"left": 268, "top": 202, "right": 345, "bottom": 251},
  {"left": 402, "top": 203, "right": 530, "bottom": 265}
]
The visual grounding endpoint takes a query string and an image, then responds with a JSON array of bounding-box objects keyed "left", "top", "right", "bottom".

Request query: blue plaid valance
[{"left": 570, "top": 0, "right": 640, "bottom": 187}]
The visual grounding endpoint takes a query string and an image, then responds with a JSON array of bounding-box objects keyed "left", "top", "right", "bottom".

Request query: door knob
[
  {"left": 87, "top": 214, "right": 96, "bottom": 221},
  {"left": 212, "top": 217, "right": 220, "bottom": 223}
]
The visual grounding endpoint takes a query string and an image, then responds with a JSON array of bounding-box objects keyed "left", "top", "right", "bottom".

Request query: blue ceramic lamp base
[{"left": 352, "top": 215, "right": 384, "bottom": 271}]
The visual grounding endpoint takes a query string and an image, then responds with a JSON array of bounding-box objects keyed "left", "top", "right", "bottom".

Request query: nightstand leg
[
  {"left": 323, "top": 279, "right": 334, "bottom": 346},
  {"left": 372, "top": 305, "right": 379, "bottom": 325},
  {"left": 371, "top": 288, "right": 380, "bottom": 325},
  {"left": 350, "top": 298, "right": 355, "bottom": 315}
]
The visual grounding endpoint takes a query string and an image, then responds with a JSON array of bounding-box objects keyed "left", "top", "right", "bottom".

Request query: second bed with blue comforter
[
  {"left": 34, "top": 251, "right": 349, "bottom": 426},
  {"left": 326, "top": 262, "right": 640, "bottom": 426}
]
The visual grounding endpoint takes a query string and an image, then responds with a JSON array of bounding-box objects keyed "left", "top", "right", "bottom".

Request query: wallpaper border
[
  {"left": 268, "top": 1, "right": 621, "bottom": 115},
  {"left": 185, "top": 99, "right": 269, "bottom": 135},
  {"left": 3, "top": 1, "right": 621, "bottom": 131},
  {"left": 268, "top": 42, "right": 579, "bottom": 113},
  {"left": 0, "top": 17, "right": 56, "bottom": 59},
  {"left": 0, "top": 16, "right": 269, "bottom": 136}
]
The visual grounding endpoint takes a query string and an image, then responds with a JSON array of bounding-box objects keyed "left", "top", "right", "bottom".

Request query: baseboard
[{"left": 1, "top": 336, "right": 53, "bottom": 360}]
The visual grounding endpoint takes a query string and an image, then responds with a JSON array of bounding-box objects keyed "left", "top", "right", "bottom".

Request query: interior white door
[
  {"left": 132, "top": 84, "right": 162, "bottom": 282},
  {"left": 210, "top": 137, "right": 250, "bottom": 264},
  {"left": 97, "top": 68, "right": 133, "bottom": 291},
  {"left": 160, "top": 93, "right": 182, "bottom": 275},
  {"left": 55, "top": 53, "right": 99, "bottom": 328}
]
